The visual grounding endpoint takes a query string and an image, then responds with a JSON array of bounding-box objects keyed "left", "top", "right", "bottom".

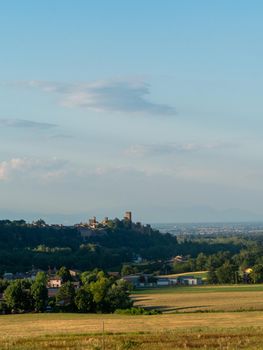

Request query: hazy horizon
[{"left": 1, "top": 207, "right": 263, "bottom": 226}]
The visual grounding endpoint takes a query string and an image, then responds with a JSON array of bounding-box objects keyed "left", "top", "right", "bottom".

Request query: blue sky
[{"left": 0, "top": 0, "right": 263, "bottom": 223}]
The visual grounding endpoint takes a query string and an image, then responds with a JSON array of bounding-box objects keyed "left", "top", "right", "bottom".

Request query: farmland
[
  {"left": 132, "top": 284, "right": 263, "bottom": 313},
  {"left": 2, "top": 285, "right": 263, "bottom": 349},
  {"left": 1, "top": 312, "right": 263, "bottom": 349}
]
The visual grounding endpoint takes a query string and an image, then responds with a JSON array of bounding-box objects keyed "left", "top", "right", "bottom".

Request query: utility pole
[{"left": 102, "top": 320, "right": 105, "bottom": 350}]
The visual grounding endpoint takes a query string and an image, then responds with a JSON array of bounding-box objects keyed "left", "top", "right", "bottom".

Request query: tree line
[
  {"left": 0, "top": 268, "right": 132, "bottom": 314},
  {"left": 171, "top": 235, "right": 263, "bottom": 284}
]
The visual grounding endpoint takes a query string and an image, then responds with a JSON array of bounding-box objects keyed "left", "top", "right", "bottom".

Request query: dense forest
[{"left": 0, "top": 219, "right": 179, "bottom": 273}]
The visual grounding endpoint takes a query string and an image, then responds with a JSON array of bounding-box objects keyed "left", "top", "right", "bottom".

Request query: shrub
[{"left": 115, "top": 307, "right": 161, "bottom": 315}]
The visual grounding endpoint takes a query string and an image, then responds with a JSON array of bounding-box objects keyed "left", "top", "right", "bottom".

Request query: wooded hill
[{"left": 0, "top": 219, "right": 243, "bottom": 274}]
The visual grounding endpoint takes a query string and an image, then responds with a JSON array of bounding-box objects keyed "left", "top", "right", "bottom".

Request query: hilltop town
[{"left": 75, "top": 211, "right": 152, "bottom": 239}]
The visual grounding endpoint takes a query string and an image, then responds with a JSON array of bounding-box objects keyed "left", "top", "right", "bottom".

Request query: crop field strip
[
  {"left": 132, "top": 284, "right": 263, "bottom": 294},
  {"left": 2, "top": 329, "right": 263, "bottom": 350},
  {"left": 1, "top": 312, "right": 263, "bottom": 337},
  {"left": 1, "top": 314, "right": 263, "bottom": 349},
  {"left": 132, "top": 284, "right": 263, "bottom": 313},
  {"left": 133, "top": 291, "right": 263, "bottom": 313}
]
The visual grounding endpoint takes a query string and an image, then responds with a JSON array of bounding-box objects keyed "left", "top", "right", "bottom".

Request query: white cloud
[
  {"left": 0, "top": 162, "right": 9, "bottom": 180},
  {"left": 0, "top": 157, "right": 142, "bottom": 182},
  {"left": 0, "top": 157, "right": 67, "bottom": 181},
  {"left": 13, "top": 79, "right": 176, "bottom": 115},
  {"left": 0, "top": 158, "right": 29, "bottom": 180}
]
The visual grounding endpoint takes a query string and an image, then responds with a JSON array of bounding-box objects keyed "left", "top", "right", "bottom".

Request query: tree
[
  {"left": 0, "top": 279, "right": 9, "bottom": 293},
  {"left": 196, "top": 253, "right": 207, "bottom": 271},
  {"left": 250, "top": 264, "right": 263, "bottom": 284},
  {"left": 33, "top": 219, "right": 46, "bottom": 226},
  {"left": 13, "top": 220, "right": 26, "bottom": 226},
  {"left": 31, "top": 272, "right": 48, "bottom": 312},
  {"left": 121, "top": 264, "right": 137, "bottom": 276},
  {"left": 105, "top": 280, "right": 132, "bottom": 312},
  {"left": 77, "top": 271, "right": 133, "bottom": 313},
  {"left": 216, "top": 262, "right": 239, "bottom": 284},
  {"left": 56, "top": 281, "right": 75, "bottom": 311},
  {"left": 74, "top": 287, "right": 93, "bottom": 312},
  {"left": 57, "top": 266, "right": 72, "bottom": 283},
  {"left": 4, "top": 280, "right": 32, "bottom": 312},
  {"left": 81, "top": 269, "right": 100, "bottom": 285},
  {"left": 89, "top": 272, "right": 111, "bottom": 311},
  {"left": 207, "top": 268, "right": 218, "bottom": 284}
]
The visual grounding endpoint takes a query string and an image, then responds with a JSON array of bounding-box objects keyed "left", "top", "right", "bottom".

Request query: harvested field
[
  {"left": 1, "top": 312, "right": 263, "bottom": 336},
  {"left": 1, "top": 313, "right": 263, "bottom": 349},
  {"left": 2, "top": 329, "right": 263, "bottom": 350},
  {"left": 133, "top": 285, "right": 263, "bottom": 312}
]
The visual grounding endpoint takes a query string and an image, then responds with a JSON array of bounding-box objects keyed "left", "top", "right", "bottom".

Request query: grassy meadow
[{"left": 2, "top": 285, "right": 263, "bottom": 349}]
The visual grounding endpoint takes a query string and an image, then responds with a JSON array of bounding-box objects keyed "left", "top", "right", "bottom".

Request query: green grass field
[{"left": 2, "top": 285, "right": 263, "bottom": 349}]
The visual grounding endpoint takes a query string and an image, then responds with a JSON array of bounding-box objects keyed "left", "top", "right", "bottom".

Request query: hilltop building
[
  {"left": 124, "top": 211, "right": 132, "bottom": 222},
  {"left": 76, "top": 211, "right": 136, "bottom": 239},
  {"left": 89, "top": 216, "right": 98, "bottom": 229},
  {"left": 102, "top": 217, "right": 109, "bottom": 225}
]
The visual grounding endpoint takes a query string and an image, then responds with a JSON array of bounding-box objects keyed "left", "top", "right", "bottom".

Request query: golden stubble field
[
  {"left": 1, "top": 312, "right": 263, "bottom": 337},
  {"left": 1, "top": 313, "right": 263, "bottom": 349},
  {"left": 132, "top": 287, "right": 263, "bottom": 312}
]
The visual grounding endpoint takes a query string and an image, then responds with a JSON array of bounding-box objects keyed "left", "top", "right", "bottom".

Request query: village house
[{"left": 47, "top": 276, "right": 62, "bottom": 288}]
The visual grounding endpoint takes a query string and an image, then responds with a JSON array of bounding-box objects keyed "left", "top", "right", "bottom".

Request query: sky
[{"left": 0, "top": 0, "right": 263, "bottom": 224}]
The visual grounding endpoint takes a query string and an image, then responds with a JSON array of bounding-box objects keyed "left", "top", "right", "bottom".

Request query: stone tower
[{"left": 124, "top": 211, "right": 132, "bottom": 222}]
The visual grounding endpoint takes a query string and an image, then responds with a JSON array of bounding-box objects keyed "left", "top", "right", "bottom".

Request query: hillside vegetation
[{"left": 0, "top": 219, "right": 246, "bottom": 274}]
